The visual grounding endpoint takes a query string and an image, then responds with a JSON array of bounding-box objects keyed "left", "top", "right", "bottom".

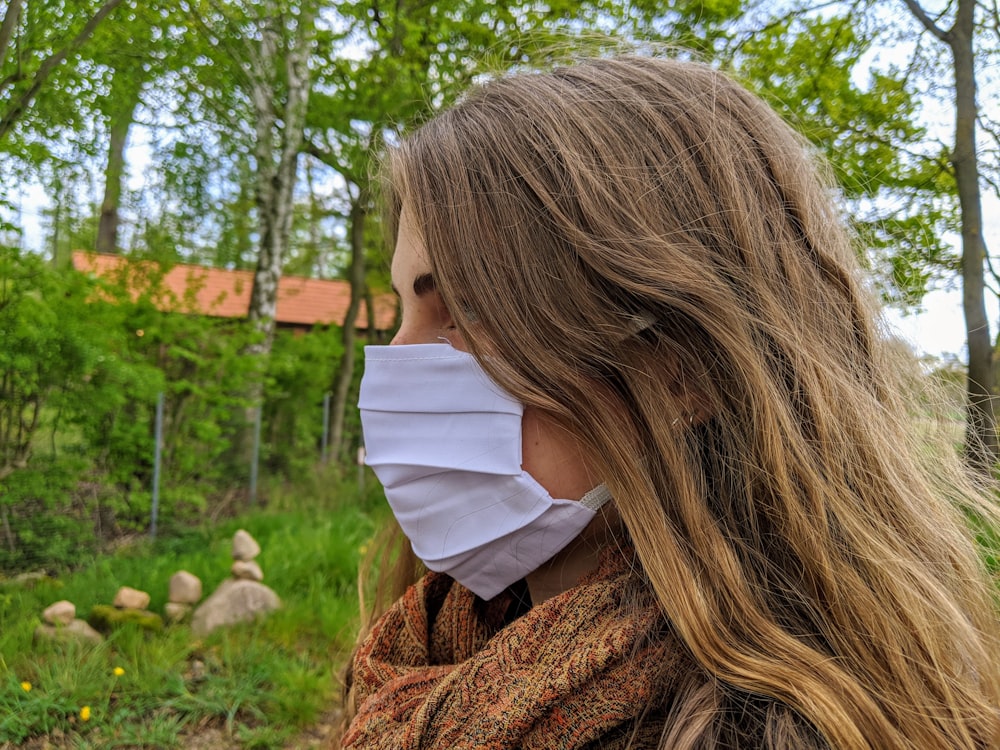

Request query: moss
[{"left": 88, "top": 604, "right": 164, "bottom": 633}]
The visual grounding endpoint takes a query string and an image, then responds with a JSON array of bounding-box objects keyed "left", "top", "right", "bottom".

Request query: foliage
[
  {"left": 0, "top": 457, "right": 91, "bottom": 572},
  {"left": 0, "top": 247, "right": 363, "bottom": 574},
  {"left": 115, "top": 296, "right": 259, "bottom": 509},
  {"left": 728, "top": 9, "right": 956, "bottom": 307},
  {"left": 2, "top": 0, "right": 998, "bottom": 567},
  {"left": 0, "top": 246, "right": 161, "bottom": 569},
  {"left": 0, "top": 0, "right": 126, "bottom": 151},
  {"left": 263, "top": 327, "right": 344, "bottom": 475}
]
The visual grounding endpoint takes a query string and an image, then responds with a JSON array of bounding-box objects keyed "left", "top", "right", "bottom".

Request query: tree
[
  {"left": 0, "top": 0, "right": 126, "bottom": 143},
  {"left": 244, "top": 3, "right": 316, "bottom": 357},
  {"left": 183, "top": 0, "right": 317, "bottom": 360},
  {"left": 748, "top": 11, "right": 954, "bottom": 291},
  {"left": 92, "top": 4, "right": 167, "bottom": 254},
  {"left": 707, "top": 2, "right": 997, "bottom": 465},
  {"left": 898, "top": 0, "right": 998, "bottom": 471},
  {"left": 0, "top": 246, "right": 159, "bottom": 560}
]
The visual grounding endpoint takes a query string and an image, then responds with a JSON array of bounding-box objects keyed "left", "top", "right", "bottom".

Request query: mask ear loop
[{"left": 579, "top": 484, "right": 613, "bottom": 511}]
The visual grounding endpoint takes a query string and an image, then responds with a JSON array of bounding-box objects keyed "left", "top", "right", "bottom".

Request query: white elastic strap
[{"left": 579, "top": 484, "right": 613, "bottom": 511}]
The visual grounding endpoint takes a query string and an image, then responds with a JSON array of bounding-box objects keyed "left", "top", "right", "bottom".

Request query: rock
[
  {"left": 190, "top": 579, "right": 280, "bottom": 637},
  {"left": 12, "top": 571, "right": 52, "bottom": 587},
  {"left": 164, "top": 602, "right": 191, "bottom": 624},
  {"left": 42, "top": 600, "right": 76, "bottom": 626},
  {"left": 168, "top": 570, "right": 202, "bottom": 604},
  {"left": 113, "top": 586, "right": 150, "bottom": 610},
  {"left": 231, "top": 560, "right": 263, "bottom": 582},
  {"left": 89, "top": 604, "right": 163, "bottom": 632},
  {"left": 184, "top": 658, "right": 206, "bottom": 683},
  {"left": 232, "top": 529, "right": 261, "bottom": 561},
  {"left": 34, "top": 618, "right": 104, "bottom": 645}
]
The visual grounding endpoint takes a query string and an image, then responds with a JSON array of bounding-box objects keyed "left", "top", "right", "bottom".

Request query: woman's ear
[
  {"left": 673, "top": 388, "right": 712, "bottom": 426},
  {"left": 656, "top": 350, "right": 713, "bottom": 428}
]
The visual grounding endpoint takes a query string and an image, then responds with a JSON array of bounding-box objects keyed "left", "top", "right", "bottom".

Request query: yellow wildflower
[
  {"left": 113, "top": 666, "right": 125, "bottom": 677},
  {"left": 20, "top": 681, "right": 31, "bottom": 692},
  {"left": 80, "top": 706, "right": 91, "bottom": 722}
]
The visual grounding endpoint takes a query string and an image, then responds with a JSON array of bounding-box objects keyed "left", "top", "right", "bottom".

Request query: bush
[
  {"left": 0, "top": 246, "right": 367, "bottom": 575},
  {"left": 0, "top": 247, "right": 160, "bottom": 572}
]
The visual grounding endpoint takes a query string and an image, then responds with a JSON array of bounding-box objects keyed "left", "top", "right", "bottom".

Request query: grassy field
[{"left": 0, "top": 472, "right": 389, "bottom": 749}]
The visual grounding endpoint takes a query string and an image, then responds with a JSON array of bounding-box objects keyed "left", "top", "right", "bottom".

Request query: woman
[{"left": 338, "top": 56, "right": 1000, "bottom": 748}]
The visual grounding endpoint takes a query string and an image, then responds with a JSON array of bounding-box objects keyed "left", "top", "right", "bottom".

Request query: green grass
[{"left": 0, "top": 470, "right": 390, "bottom": 749}]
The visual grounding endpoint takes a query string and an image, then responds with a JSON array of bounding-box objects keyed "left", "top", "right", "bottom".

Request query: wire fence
[{"left": 1, "top": 388, "right": 366, "bottom": 576}]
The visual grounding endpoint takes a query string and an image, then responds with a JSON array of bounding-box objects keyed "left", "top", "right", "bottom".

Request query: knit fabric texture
[{"left": 341, "top": 545, "right": 683, "bottom": 749}]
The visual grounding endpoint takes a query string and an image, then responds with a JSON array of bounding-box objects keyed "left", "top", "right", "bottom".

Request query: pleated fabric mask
[{"left": 358, "top": 342, "right": 611, "bottom": 600}]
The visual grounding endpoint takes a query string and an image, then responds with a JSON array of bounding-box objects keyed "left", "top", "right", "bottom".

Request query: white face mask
[{"left": 358, "top": 342, "right": 611, "bottom": 601}]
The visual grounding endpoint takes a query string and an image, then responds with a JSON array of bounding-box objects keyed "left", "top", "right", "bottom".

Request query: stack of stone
[
  {"left": 114, "top": 585, "right": 150, "bottom": 611},
  {"left": 35, "top": 600, "right": 103, "bottom": 644},
  {"left": 89, "top": 586, "right": 163, "bottom": 632},
  {"left": 165, "top": 570, "right": 203, "bottom": 623},
  {"left": 231, "top": 529, "right": 264, "bottom": 581},
  {"left": 191, "top": 529, "right": 280, "bottom": 636}
]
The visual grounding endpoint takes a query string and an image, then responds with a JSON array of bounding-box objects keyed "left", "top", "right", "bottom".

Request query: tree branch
[
  {"left": 180, "top": 0, "right": 258, "bottom": 95},
  {"left": 980, "top": 112, "right": 1000, "bottom": 148},
  {"left": 983, "top": 0, "right": 1000, "bottom": 38},
  {"left": 204, "top": 0, "right": 265, "bottom": 78},
  {"left": 900, "top": 0, "right": 952, "bottom": 42},
  {"left": 728, "top": 0, "right": 847, "bottom": 58},
  {"left": 982, "top": 171, "right": 1000, "bottom": 200},
  {"left": 303, "top": 138, "right": 352, "bottom": 176},
  {"left": 0, "top": 0, "right": 125, "bottom": 142},
  {"left": 984, "top": 246, "right": 1000, "bottom": 294},
  {"left": 0, "top": 0, "right": 23, "bottom": 78}
]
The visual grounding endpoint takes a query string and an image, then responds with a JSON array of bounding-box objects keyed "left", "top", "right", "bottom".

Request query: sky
[
  {"left": 884, "top": 191, "right": 1000, "bottom": 361},
  {"left": 886, "top": 288, "right": 973, "bottom": 360}
]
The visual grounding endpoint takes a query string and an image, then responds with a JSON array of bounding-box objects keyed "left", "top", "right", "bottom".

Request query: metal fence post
[
  {"left": 150, "top": 392, "right": 164, "bottom": 539},
  {"left": 249, "top": 405, "right": 262, "bottom": 505},
  {"left": 321, "top": 392, "right": 331, "bottom": 463}
]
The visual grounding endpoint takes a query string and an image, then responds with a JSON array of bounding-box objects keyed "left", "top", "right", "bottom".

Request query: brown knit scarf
[{"left": 340, "top": 546, "right": 687, "bottom": 749}]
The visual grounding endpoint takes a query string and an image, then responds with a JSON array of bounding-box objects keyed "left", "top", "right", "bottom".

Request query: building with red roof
[{"left": 72, "top": 251, "right": 396, "bottom": 333}]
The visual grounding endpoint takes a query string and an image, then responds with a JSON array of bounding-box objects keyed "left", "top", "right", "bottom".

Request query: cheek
[
  {"left": 390, "top": 297, "right": 459, "bottom": 346},
  {"left": 520, "top": 408, "right": 597, "bottom": 501}
]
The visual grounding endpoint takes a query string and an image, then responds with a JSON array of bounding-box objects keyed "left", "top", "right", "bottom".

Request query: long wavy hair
[{"left": 350, "top": 56, "right": 1000, "bottom": 748}]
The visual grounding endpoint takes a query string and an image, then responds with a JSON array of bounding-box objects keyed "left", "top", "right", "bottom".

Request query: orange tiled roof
[{"left": 72, "top": 252, "right": 396, "bottom": 331}]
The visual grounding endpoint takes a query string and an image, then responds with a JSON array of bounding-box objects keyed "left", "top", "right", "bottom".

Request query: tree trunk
[
  {"left": 365, "top": 286, "right": 386, "bottom": 343},
  {"left": 96, "top": 67, "right": 143, "bottom": 254},
  {"left": 903, "top": 0, "right": 997, "bottom": 472},
  {"left": 236, "top": 3, "right": 315, "bottom": 487},
  {"left": 950, "top": 0, "right": 997, "bottom": 471},
  {"left": 329, "top": 192, "right": 368, "bottom": 462},
  {"left": 0, "top": 0, "right": 23, "bottom": 74},
  {"left": 245, "top": 5, "right": 315, "bottom": 359},
  {"left": 1, "top": 504, "right": 15, "bottom": 553}
]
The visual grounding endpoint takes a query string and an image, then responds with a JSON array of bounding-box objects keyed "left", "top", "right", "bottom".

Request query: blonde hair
[{"left": 363, "top": 56, "right": 1000, "bottom": 748}]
